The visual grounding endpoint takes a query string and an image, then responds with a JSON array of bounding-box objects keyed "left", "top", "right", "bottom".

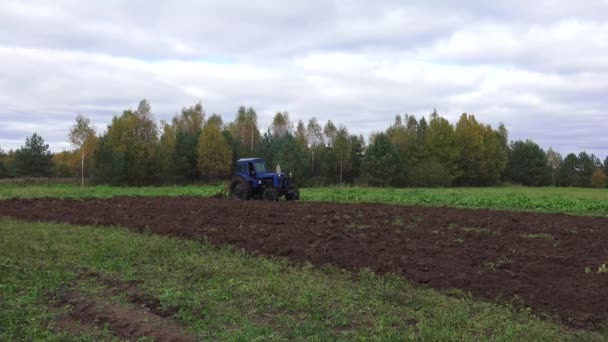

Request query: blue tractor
[{"left": 229, "top": 158, "right": 300, "bottom": 201}]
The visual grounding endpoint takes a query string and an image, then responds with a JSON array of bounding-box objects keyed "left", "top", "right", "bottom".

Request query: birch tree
[{"left": 69, "top": 114, "right": 95, "bottom": 187}]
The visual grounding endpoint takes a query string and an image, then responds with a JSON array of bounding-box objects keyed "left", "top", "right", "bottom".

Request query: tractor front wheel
[
  {"left": 286, "top": 189, "right": 300, "bottom": 201},
  {"left": 263, "top": 187, "right": 279, "bottom": 201},
  {"left": 229, "top": 176, "right": 251, "bottom": 200}
]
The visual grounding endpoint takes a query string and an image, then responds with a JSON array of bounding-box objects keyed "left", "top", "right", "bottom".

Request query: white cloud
[
  {"left": 415, "top": 19, "right": 608, "bottom": 72},
  {"left": 0, "top": 1, "right": 607, "bottom": 157}
]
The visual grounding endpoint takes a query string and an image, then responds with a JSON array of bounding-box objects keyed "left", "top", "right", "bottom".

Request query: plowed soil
[{"left": 2, "top": 197, "right": 608, "bottom": 328}]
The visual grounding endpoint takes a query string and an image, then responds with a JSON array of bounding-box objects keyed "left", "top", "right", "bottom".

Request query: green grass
[
  {"left": 304, "top": 186, "right": 608, "bottom": 216},
  {"left": 1, "top": 184, "right": 608, "bottom": 216},
  {"left": 0, "top": 183, "right": 225, "bottom": 199},
  {"left": 1, "top": 218, "right": 603, "bottom": 341}
]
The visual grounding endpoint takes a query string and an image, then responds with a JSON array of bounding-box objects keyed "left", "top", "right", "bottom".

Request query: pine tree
[
  {"left": 505, "top": 140, "right": 551, "bottom": 186},
  {"left": 273, "top": 134, "right": 309, "bottom": 184},
  {"left": 13, "top": 133, "right": 53, "bottom": 177},
  {"left": 362, "top": 133, "right": 402, "bottom": 187},
  {"left": 577, "top": 152, "right": 597, "bottom": 187},
  {"left": 558, "top": 153, "right": 579, "bottom": 187}
]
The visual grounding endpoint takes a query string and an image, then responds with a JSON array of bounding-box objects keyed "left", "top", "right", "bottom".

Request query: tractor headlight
[{"left": 289, "top": 172, "right": 292, "bottom": 178}]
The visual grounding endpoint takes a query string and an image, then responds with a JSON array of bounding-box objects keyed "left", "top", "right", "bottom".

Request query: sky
[{"left": 1, "top": 0, "right": 607, "bottom": 157}]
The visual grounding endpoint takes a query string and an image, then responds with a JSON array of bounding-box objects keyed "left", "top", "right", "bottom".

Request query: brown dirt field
[{"left": 2, "top": 196, "right": 608, "bottom": 329}]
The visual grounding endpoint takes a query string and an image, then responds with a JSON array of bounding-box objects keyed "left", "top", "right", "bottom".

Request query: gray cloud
[{"left": 0, "top": 0, "right": 607, "bottom": 158}]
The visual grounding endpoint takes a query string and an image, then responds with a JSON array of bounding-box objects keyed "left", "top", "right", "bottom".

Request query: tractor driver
[{"left": 248, "top": 162, "right": 256, "bottom": 179}]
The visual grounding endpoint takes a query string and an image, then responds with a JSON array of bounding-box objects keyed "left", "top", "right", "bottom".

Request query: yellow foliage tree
[
  {"left": 591, "top": 168, "right": 608, "bottom": 188},
  {"left": 52, "top": 150, "right": 79, "bottom": 177},
  {"left": 197, "top": 122, "right": 232, "bottom": 181}
]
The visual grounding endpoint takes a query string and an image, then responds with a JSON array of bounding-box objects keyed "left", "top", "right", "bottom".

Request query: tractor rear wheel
[
  {"left": 262, "top": 187, "right": 279, "bottom": 201},
  {"left": 229, "top": 176, "right": 251, "bottom": 200}
]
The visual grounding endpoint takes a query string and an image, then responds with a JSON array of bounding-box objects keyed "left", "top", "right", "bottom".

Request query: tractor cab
[
  {"left": 230, "top": 158, "right": 299, "bottom": 201},
  {"left": 236, "top": 158, "right": 267, "bottom": 180}
]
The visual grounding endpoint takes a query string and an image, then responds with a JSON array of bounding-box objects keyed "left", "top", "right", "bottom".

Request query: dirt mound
[{"left": 3, "top": 196, "right": 608, "bottom": 328}]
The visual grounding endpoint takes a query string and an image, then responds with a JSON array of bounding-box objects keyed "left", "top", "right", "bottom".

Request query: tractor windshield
[{"left": 254, "top": 161, "right": 267, "bottom": 174}]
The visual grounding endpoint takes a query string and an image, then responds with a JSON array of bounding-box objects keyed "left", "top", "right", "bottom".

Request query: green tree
[
  {"left": 13, "top": 133, "right": 53, "bottom": 177},
  {"left": 346, "top": 134, "right": 365, "bottom": 183},
  {"left": 386, "top": 115, "right": 417, "bottom": 168},
  {"left": 362, "top": 133, "right": 403, "bottom": 187},
  {"left": 197, "top": 120, "right": 232, "bottom": 181},
  {"left": 221, "top": 123, "right": 242, "bottom": 171},
  {"left": 453, "top": 114, "right": 506, "bottom": 185},
  {"left": 604, "top": 156, "right": 608, "bottom": 174},
  {"left": 207, "top": 114, "right": 223, "bottom": 127},
  {"left": 414, "top": 116, "right": 429, "bottom": 161},
  {"left": 92, "top": 135, "right": 126, "bottom": 185},
  {"left": 324, "top": 120, "right": 337, "bottom": 146},
  {"left": 159, "top": 121, "right": 177, "bottom": 183},
  {"left": 293, "top": 120, "right": 311, "bottom": 182},
  {"left": 407, "top": 158, "right": 452, "bottom": 187},
  {"left": 273, "top": 134, "right": 309, "bottom": 184},
  {"left": 306, "top": 118, "right": 324, "bottom": 177},
  {"left": 558, "top": 153, "right": 580, "bottom": 187},
  {"left": 483, "top": 123, "right": 508, "bottom": 183},
  {"left": 333, "top": 126, "right": 352, "bottom": 184},
  {"left": 52, "top": 150, "right": 78, "bottom": 177},
  {"left": 294, "top": 120, "right": 308, "bottom": 147},
  {"left": 171, "top": 102, "right": 205, "bottom": 182},
  {"left": 271, "top": 112, "right": 291, "bottom": 137},
  {"left": 228, "top": 106, "right": 260, "bottom": 156},
  {"left": 546, "top": 147, "right": 562, "bottom": 187},
  {"left": 0, "top": 146, "right": 8, "bottom": 178},
  {"left": 69, "top": 114, "right": 96, "bottom": 187},
  {"left": 425, "top": 112, "right": 461, "bottom": 181},
  {"left": 93, "top": 99, "right": 161, "bottom": 185},
  {"left": 504, "top": 140, "right": 551, "bottom": 186},
  {"left": 577, "top": 152, "right": 599, "bottom": 187},
  {"left": 0, "top": 149, "right": 16, "bottom": 178},
  {"left": 320, "top": 146, "right": 338, "bottom": 184}
]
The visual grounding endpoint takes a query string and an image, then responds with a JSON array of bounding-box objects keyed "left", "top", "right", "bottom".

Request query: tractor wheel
[
  {"left": 286, "top": 189, "right": 300, "bottom": 201},
  {"left": 229, "top": 176, "right": 251, "bottom": 200},
  {"left": 262, "top": 187, "right": 279, "bottom": 201}
]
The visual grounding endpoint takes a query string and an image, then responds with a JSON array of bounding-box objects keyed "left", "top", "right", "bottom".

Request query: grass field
[
  {"left": 1, "top": 184, "right": 607, "bottom": 216},
  {"left": 1, "top": 218, "right": 603, "bottom": 341}
]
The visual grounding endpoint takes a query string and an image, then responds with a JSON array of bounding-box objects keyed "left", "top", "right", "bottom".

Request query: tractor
[{"left": 228, "top": 158, "right": 300, "bottom": 201}]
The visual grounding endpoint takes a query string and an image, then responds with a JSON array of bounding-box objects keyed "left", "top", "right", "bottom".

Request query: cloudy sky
[{"left": 1, "top": 0, "right": 607, "bottom": 157}]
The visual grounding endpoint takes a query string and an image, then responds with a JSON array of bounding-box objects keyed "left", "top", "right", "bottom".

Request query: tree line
[{"left": 1, "top": 99, "right": 607, "bottom": 188}]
